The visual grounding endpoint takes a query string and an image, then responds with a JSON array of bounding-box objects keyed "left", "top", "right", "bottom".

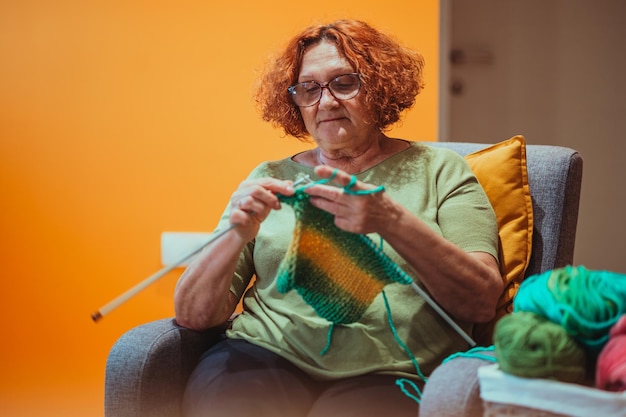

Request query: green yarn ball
[
  {"left": 494, "top": 311, "right": 588, "bottom": 384},
  {"left": 513, "top": 265, "right": 626, "bottom": 353}
]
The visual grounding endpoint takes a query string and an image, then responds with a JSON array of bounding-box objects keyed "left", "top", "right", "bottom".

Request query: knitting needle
[
  {"left": 91, "top": 225, "right": 235, "bottom": 322},
  {"left": 91, "top": 174, "right": 313, "bottom": 323},
  {"left": 408, "top": 281, "right": 477, "bottom": 347}
]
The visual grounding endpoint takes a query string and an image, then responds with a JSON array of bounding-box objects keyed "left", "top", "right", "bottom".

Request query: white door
[{"left": 440, "top": 0, "right": 626, "bottom": 272}]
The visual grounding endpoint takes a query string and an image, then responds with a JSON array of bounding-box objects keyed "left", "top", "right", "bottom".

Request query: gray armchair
[{"left": 105, "top": 142, "right": 583, "bottom": 417}]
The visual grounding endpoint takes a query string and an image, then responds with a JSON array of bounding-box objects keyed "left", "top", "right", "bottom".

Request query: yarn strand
[
  {"left": 382, "top": 290, "right": 426, "bottom": 403},
  {"left": 320, "top": 323, "right": 335, "bottom": 355}
]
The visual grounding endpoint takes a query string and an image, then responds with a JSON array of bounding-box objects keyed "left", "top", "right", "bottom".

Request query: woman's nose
[{"left": 318, "top": 87, "right": 339, "bottom": 108}]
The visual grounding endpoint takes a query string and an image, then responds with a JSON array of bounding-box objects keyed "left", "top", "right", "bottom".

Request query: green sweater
[{"left": 222, "top": 141, "right": 498, "bottom": 381}]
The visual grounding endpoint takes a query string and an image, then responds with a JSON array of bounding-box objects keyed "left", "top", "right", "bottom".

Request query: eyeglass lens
[{"left": 289, "top": 73, "right": 360, "bottom": 107}]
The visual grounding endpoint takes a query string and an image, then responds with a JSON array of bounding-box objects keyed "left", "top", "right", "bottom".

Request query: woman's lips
[{"left": 319, "top": 116, "right": 345, "bottom": 123}]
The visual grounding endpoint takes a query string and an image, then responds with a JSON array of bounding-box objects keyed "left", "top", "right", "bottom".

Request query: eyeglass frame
[{"left": 287, "top": 73, "right": 362, "bottom": 107}]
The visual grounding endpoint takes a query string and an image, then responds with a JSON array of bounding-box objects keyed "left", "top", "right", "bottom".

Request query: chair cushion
[{"left": 464, "top": 136, "right": 533, "bottom": 344}]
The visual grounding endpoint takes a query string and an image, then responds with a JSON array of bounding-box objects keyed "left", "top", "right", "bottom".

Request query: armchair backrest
[{"left": 430, "top": 142, "right": 583, "bottom": 276}]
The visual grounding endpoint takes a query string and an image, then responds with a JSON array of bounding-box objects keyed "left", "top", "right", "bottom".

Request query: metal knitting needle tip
[{"left": 293, "top": 174, "right": 312, "bottom": 187}]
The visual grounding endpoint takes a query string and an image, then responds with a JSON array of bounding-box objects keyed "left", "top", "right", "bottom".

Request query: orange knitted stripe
[{"left": 297, "top": 227, "right": 385, "bottom": 306}]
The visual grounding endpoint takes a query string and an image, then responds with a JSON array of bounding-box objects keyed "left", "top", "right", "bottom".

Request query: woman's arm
[
  {"left": 375, "top": 204, "right": 502, "bottom": 323},
  {"left": 174, "top": 178, "right": 295, "bottom": 330},
  {"left": 305, "top": 165, "right": 503, "bottom": 323}
]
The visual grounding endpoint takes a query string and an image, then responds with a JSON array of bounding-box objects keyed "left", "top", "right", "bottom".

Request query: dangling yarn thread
[
  {"left": 494, "top": 311, "right": 588, "bottom": 384},
  {"left": 596, "top": 314, "right": 626, "bottom": 392}
]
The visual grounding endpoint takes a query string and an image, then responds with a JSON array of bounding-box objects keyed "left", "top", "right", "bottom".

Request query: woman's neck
[{"left": 314, "top": 135, "right": 408, "bottom": 174}]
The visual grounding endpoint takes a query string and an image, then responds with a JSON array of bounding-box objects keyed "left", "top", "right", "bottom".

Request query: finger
[
  {"left": 236, "top": 182, "right": 285, "bottom": 212},
  {"left": 237, "top": 196, "right": 269, "bottom": 223},
  {"left": 313, "top": 166, "right": 369, "bottom": 192},
  {"left": 234, "top": 179, "right": 293, "bottom": 219},
  {"left": 306, "top": 186, "right": 345, "bottom": 204},
  {"left": 313, "top": 166, "right": 355, "bottom": 189},
  {"left": 254, "top": 178, "right": 295, "bottom": 197},
  {"left": 237, "top": 196, "right": 254, "bottom": 214},
  {"left": 313, "top": 166, "right": 383, "bottom": 196},
  {"left": 228, "top": 207, "right": 255, "bottom": 232},
  {"left": 316, "top": 166, "right": 386, "bottom": 196},
  {"left": 256, "top": 178, "right": 297, "bottom": 205}
]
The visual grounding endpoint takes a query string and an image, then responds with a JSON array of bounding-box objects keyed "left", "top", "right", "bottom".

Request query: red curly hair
[{"left": 254, "top": 19, "right": 425, "bottom": 140}]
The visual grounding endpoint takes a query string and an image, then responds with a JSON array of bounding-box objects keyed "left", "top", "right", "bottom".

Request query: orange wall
[{"left": 0, "top": 1, "right": 439, "bottom": 415}]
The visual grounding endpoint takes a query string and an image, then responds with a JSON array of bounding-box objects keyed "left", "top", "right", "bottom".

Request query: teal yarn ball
[
  {"left": 494, "top": 311, "right": 588, "bottom": 384},
  {"left": 513, "top": 265, "right": 626, "bottom": 353}
]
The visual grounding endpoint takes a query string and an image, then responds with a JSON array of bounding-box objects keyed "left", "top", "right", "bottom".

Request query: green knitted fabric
[{"left": 276, "top": 189, "right": 413, "bottom": 325}]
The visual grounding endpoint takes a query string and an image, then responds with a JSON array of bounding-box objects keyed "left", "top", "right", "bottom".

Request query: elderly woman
[{"left": 175, "top": 19, "right": 503, "bottom": 417}]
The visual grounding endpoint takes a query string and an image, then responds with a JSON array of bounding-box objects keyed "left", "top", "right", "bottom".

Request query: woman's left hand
[
  {"left": 306, "top": 166, "right": 503, "bottom": 323},
  {"left": 304, "top": 165, "right": 400, "bottom": 234}
]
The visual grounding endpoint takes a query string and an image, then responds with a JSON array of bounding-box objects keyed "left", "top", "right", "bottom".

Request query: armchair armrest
[{"left": 104, "top": 318, "right": 225, "bottom": 417}]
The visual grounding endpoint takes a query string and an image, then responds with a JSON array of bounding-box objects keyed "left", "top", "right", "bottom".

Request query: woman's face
[{"left": 297, "top": 41, "right": 377, "bottom": 151}]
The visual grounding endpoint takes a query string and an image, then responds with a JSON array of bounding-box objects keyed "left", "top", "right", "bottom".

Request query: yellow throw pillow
[{"left": 464, "top": 135, "right": 533, "bottom": 345}]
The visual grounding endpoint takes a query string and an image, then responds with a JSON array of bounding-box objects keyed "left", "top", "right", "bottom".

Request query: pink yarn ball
[
  {"left": 596, "top": 315, "right": 626, "bottom": 392},
  {"left": 609, "top": 315, "right": 626, "bottom": 338}
]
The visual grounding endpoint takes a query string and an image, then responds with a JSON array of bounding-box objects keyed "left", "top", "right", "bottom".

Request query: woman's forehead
[{"left": 298, "top": 42, "right": 353, "bottom": 80}]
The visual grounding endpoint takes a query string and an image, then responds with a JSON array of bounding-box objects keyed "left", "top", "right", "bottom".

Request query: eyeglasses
[{"left": 288, "top": 73, "right": 361, "bottom": 107}]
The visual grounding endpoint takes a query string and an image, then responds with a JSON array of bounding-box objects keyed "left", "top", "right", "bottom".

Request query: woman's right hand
[
  {"left": 228, "top": 177, "right": 295, "bottom": 242},
  {"left": 175, "top": 176, "right": 295, "bottom": 330}
]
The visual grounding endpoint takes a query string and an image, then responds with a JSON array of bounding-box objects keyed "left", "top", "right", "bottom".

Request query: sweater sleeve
[{"left": 434, "top": 149, "right": 499, "bottom": 261}]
